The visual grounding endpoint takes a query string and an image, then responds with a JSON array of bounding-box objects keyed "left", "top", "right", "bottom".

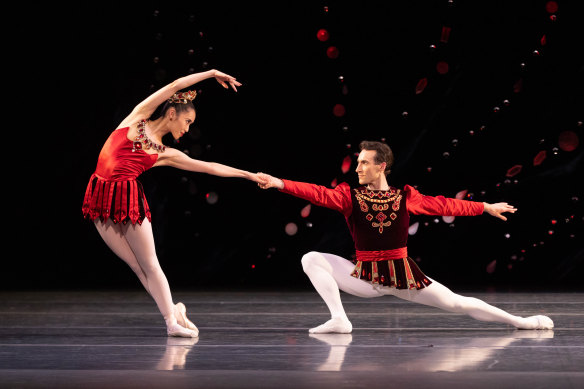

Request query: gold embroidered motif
[
  {"left": 372, "top": 212, "right": 391, "bottom": 233},
  {"left": 372, "top": 203, "right": 389, "bottom": 212},
  {"left": 392, "top": 196, "right": 402, "bottom": 211},
  {"left": 354, "top": 188, "right": 402, "bottom": 234}
]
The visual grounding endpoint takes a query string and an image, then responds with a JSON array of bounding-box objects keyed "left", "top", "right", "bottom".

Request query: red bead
[{"left": 316, "top": 29, "right": 329, "bottom": 42}]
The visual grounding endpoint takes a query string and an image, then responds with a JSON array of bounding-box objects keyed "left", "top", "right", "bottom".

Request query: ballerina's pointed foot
[
  {"left": 175, "top": 302, "right": 199, "bottom": 336},
  {"left": 167, "top": 323, "right": 198, "bottom": 338},
  {"left": 309, "top": 317, "right": 352, "bottom": 334},
  {"left": 517, "top": 315, "right": 554, "bottom": 330}
]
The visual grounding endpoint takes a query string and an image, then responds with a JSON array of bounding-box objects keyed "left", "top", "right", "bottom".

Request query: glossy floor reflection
[{"left": 0, "top": 290, "right": 583, "bottom": 388}]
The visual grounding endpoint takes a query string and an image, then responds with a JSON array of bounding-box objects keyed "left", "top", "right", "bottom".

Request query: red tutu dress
[{"left": 82, "top": 126, "right": 158, "bottom": 225}]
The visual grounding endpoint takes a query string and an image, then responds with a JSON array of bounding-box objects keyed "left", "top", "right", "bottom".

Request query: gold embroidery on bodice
[{"left": 354, "top": 188, "right": 402, "bottom": 233}]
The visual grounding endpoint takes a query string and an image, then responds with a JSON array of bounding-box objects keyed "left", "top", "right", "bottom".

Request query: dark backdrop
[{"left": 9, "top": 1, "right": 583, "bottom": 292}]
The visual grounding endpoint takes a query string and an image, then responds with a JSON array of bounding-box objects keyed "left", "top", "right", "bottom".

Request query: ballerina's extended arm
[
  {"left": 120, "top": 69, "right": 242, "bottom": 126},
  {"left": 158, "top": 148, "right": 267, "bottom": 185}
]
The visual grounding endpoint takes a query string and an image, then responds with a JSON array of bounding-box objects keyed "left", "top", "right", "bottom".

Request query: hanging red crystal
[
  {"left": 301, "top": 204, "right": 312, "bottom": 218},
  {"left": 341, "top": 155, "right": 352, "bottom": 173},
  {"left": 440, "top": 26, "right": 451, "bottom": 43},
  {"left": 316, "top": 29, "right": 329, "bottom": 42},
  {"left": 436, "top": 61, "right": 449, "bottom": 75},
  {"left": 533, "top": 150, "right": 547, "bottom": 166},
  {"left": 415, "top": 78, "right": 428, "bottom": 94},
  {"left": 558, "top": 130, "right": 579, "bottom": 152},
  {"left": 513, "top": 78, "right": 523, "bottom": 93},
  {"left": 506, "top": 165, "right": 523, "bottom": 178},
  {"left": 333, "top": 104, "right": 346, "bottom": 117},
  {"left": 545, "top": 1, "right": 558, "bottom": 13},
  {"left": 327, "top": 46, "right": 339, "bottom": 59}
]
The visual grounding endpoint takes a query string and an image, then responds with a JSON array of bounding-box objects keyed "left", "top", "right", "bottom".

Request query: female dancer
[
  {"left": 257, "top": 141, "right": 553, "bottom": 333},
  {"left": 83, "top": 69, "right": 266, "bottom": 337}
]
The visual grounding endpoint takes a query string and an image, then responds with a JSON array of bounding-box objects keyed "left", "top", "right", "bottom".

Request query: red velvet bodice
[
  {"left": 82, "top": 127, "right": 159, "bottom": 225},
  {"left": 94, "top": 127, "right": 158, "bottom": 181}
]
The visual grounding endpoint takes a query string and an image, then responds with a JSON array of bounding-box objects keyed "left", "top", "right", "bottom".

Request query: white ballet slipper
[
  {"left": 175, "top": 302, "right": 199, "bottom": 336},
  {"left": 517, "top": 315, "right": 554, "bottom": 330},
  {"left": 309, "top": 318, "right": 353, "bottom": 334},
  {"left": 167, "top": 323, "right": 198, "bottom": 338}
]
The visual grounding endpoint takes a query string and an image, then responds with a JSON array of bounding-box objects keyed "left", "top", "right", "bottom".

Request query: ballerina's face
[{"left": 169, "top": 109, "right": 196, "bottom": 140}]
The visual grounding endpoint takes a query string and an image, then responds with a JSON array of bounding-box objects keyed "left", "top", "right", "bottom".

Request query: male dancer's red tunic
[{"left": 280, "top": 180, "right": 484, "bottom": 289}]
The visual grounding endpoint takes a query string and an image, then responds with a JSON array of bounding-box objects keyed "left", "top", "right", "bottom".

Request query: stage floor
[{"left": 0, "top": 290, "right": 582, "bottom": 388}]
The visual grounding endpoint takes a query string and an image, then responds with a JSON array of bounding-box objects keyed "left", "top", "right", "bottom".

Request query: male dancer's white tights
[
  {"left": 301, "top": 251, "right": 554, "bottom": 333},
  {"left": 94, "top": 219, "right": 197, "bottom": 337}
]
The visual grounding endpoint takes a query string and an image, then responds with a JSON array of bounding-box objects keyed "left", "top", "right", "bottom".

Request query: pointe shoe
[
  {"left": 167, "top": 323, "right": 198, "bottom": 338},
  {"left": 175, "top": 302, "right": 199, "bottom": 336},
  {"left": 309, "top": 318, "right": 353, "bottom": 334},
  {"left": 518, "top": 315, "right": 554, "bottom": 330},
  {"left": 533, "top": 315, "right": 554, "bottom": 329}
]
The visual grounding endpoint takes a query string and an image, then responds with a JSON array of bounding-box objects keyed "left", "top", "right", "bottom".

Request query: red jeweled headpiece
[{"left": 168, "top": 90, "right": 197, "bottom": 104}]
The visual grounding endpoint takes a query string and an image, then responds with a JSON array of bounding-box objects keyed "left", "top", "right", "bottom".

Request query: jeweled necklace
[{"left": 132, "top": 119, "right": 166, "bottom": 153}]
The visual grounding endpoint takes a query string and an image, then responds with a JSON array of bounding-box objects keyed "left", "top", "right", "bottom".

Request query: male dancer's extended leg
[
  {"left": 388, "top": 278, "right": 554, "bottom": 330},
  {"left": 302, "top": 252, "right": 553, "bottom": 333},
  {"left": 301, "top": 251, "right": 384, "bottom": 333},
  {"left": 95, "top": 219, "right": 197, "bottom": 337}
]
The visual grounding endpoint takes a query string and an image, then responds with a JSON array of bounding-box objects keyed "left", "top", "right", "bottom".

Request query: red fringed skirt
[
  {"left": 350, "top": 258, "right": 432, "bottom": 290},
  {"left": 82, "top": 174, "right": 151, "bottom": 225}
]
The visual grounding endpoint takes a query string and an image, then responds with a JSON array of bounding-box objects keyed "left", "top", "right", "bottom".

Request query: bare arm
[
  {"left": 483, "top": 202, "right": 517, "bottom": 221},
  {"left": 119, "top": 69, "right": 242, "bottom": 127},
  {"left": 156, "top": 148, "right": 266, "bottom": 184}
]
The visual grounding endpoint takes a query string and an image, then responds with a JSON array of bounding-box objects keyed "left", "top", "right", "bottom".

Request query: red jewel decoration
[{"left": 133, "top": 120, "right": 166, "bottom": 153}]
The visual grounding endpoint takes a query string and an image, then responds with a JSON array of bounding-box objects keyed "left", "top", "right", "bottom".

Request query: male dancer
[{"left": 258, "top": 141, "right": 553, "bottom": 333}]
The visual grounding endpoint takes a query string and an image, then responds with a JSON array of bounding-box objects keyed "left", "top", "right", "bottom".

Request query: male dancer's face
[{"left": 356, "top": 149, "right": 386, "bottom": 186}]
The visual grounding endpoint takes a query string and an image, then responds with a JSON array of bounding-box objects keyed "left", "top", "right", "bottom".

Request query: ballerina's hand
[
  {"left": 213, "top": 70, "right": 242, "bottom": 92},
  {"left": 256, "top": 173, "right": 283, "bottom": 190},
  {"left": 250, "top": 173, "right": 269, "bottom": 186},
  {"left": 483, "top": 202, "right": 517, "bottom": 221}
]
